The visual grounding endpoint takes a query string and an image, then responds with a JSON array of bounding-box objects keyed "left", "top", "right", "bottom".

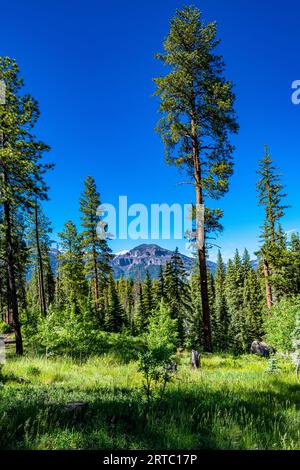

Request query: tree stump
[
  {"left": 65, "top": 401, "right": 88, "bottom": 411},
  {"left": 192, "top": 350, "right": 200, "bottom": 369},
  {"left": 64, "top": 401, "right": 88, "bottom": 420}
]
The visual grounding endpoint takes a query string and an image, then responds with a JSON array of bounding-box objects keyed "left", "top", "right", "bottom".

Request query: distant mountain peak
[
  {"left": 28, "top": 243, "right": 217, "bottom": 282},
  {"left": 114, "top": 250, "right": 130, "bottom": 257},
  {"left": 111, "top": 243, "right": 216, "bottom": 280}
]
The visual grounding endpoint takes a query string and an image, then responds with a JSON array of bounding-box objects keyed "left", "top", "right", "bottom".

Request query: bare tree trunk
[
  {"left": 34, "top": 203, "right": 47, "bottom": 316},
  {"left": 191, "top": 118, "right": 212, "bottom": 352},
  {"left": 3, "top": 186, "right": 23, "bottom": 355},
  {"left": 263, "top": 258, "right": 273, "bottom": 309}
]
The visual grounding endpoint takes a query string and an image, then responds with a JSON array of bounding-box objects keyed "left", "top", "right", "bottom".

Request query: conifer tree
[
  {"left": 225, "top": 248, "right": 264, "bottom": 351},
  {"left": 154, "top": 6, "right": 238, "bottom": 351},
  {"left": 142, "top": 271, "right": 155, "bottom": 322},
  {"left": 10, "top": 209, "right": 29, "bottom": 317},
  {"left": 226, "top": 251, "right": 244, "bottom": 316},
  {"left": 163, "top": 249, "right": 191, "bottom": 345},
  {"left": 257, "top": 146, "right": 288, "bottom": 308},
  {"left": 242, "top": 268, "right": 264, "bottom": 342},
  {"left": 242, "top": 249, "right": 252, "bottom": 278},
  {"left": 27, "top": 203, "right": 54, "bottom": 315},
  {"left": 213, "top": 251, "right": 229, "bottom": 351},
  {"left": 155, "top": 265, "right": 164, "bottom": 303},
  {"left": 135, "top": 283, "right": 146, "bottom": 334},
  {"left": 271, "top": 224, "right": 294, "bottom": 300},
  {"left": 0, "top": 57, "right": 52, "bottom": 354},
  {"left": 126, "top": 278, "right": 135, "bottom": 331},
  {"left": 290, "top": 233, "right": 300, "bottom": 295},
  {"left": 105, "top": 273, "right": 126, "bottom": 332},
  {"left": 58, "top": 221, "right": 87, "bottom": 307},
  {"left": 80, "top": 176, "right": 111, "bottom": 314},
  {"left": 226, "top": 251, "right": 245, "bottom": 352}
]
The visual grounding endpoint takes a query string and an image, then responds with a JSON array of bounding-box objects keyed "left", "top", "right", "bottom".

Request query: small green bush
[
  {"left": 0, "top": 321, "right": 13, "bottom": 334},
  {"left": 264, "top": 297, "right": 300, "bottom": 352},
  {"left": 23, "top": 304, "right": 142, "bottom": 361},
  {"left": 138, "top": 301, "right": 178, "bottom": 410}
]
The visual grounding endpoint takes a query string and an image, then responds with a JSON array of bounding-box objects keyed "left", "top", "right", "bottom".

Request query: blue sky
[{"left": 1, "top": 0, "right": 299, "bottom": 261}]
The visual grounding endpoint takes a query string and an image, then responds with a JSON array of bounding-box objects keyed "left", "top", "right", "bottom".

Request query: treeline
[
  {"left": 1, "top": 4, "right": 300, "bottom": 357},
  {"left": 1, "top": 155, "right": 300, "bottom": 356},
  {"left": 19, "top": 144, "right": 300, "bottom": 355}
]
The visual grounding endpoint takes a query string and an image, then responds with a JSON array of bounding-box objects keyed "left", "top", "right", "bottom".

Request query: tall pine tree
[
  {"left": 80, "top": 176, "right": 111, "bottom": 318},
  {"left": 0, "top": 57, "right": 52, "bottom": 354},
  {"left": 154, "top": 6, "right": 238, "bottom": 351}
]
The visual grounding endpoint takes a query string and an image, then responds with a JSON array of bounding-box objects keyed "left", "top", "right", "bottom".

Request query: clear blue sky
[{"left": 1, "top": 0, "right": 299, "bottom": 261}]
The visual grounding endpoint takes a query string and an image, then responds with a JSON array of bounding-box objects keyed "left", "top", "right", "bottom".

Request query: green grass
[{"left": 0, "top": 353, "right": 299, "bottom": 450}]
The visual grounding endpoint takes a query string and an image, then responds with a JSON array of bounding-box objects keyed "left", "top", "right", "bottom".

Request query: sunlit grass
[{"left": 0, "top": 352, "right": 299, "bottom": 450}]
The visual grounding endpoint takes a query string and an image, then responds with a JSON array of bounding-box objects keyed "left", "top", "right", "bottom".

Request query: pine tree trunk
[
  {"left": 263, "top": 258, "right": 273, "bottom": 309},
  {"left": 3, "top": 193, "right": 23, "bottom": 355},
  {"left": 6, "top": 276, "right": 13, "bottom": 325},
  {"left": 35, "top": 203, "right": 47, "bottom": 316},
  {"left": 92, "top": 245, "right": 100, "bottom": 309},
  {"left": 191, "top": 118, "right": 213, "bottom": 352}
]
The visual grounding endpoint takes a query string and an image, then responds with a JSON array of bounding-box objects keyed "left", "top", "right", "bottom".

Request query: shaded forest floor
[{"left": 0, "top": 352, "right": 299, "bottom": 450}]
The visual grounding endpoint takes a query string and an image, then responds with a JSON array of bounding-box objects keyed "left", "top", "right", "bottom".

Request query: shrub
[
  {"left": 23, "top": 304, "right": 142, "bottom": 361},
  {"left": 264, "top": 297, "right": 300, "bottom": 352},
  {"left": 292, "top": 311, "right": 300, "bottom": 352},
  {"left": 138, "top": 301, "right": 178, "bottom": 410},
  {"left": 0, "top": 321, "right": 13, "bottom": 334}
]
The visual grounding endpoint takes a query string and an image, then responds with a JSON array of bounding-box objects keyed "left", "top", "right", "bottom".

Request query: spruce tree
[
  {"left": 256, "top": 146, "right": 288, "bottom": 308},
  {"left": 271, "top": 224, "right": 294, "bottom": 300},
  {"left": 80, "top": 176, "right": 111, "bottom": 315},
  {"left": 142, "top": 271, "right": 155, "bottom": 322},
  {"left": 163, "top": 249, "right": 191, "bottom": 346},
  {"left": 242, "top": 249, "right": 252, "bottom": 278},
  {"left": 226, "top": 251, "right": 245, "bottom": 352},
  {"left": 242, "top": 268, "right": 264, "bottom": 342},
  {"left": 213, "top": 251, "right": 229, "bottom": 351},
  {"left": 58, "top": 221, "right": 87, "bottom": 308},
  {"left": 105, "top": 273, "right": 126, "bottom": 332}
]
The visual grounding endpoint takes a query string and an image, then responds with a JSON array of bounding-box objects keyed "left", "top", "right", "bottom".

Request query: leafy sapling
[{"left": 138, "top": 301, "right": 178, "bottom": 412}]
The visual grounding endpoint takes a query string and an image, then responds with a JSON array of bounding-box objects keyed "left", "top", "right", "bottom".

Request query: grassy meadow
[{"left": 0, "top": 352, "right": 300, "bottom": 450}]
